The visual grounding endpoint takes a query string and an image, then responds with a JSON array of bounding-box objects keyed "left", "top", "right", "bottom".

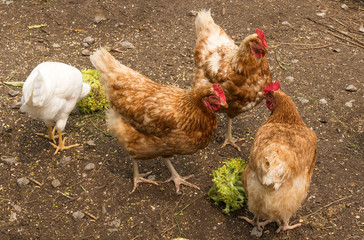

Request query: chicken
[
  {"left": 20, "top": 62, "right": 91, "bottom": 154},
  {"left": 240, "top": 82, "right": 317, "bottom": 233},
  {"left": 90, "top": 48, "right": 227, "bottom": 193},
  {"left": 193, "top": 9, "right": 271, "bottom": 151}
]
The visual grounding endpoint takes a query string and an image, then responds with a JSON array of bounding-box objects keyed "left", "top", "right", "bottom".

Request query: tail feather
[
  {"left": 195, "top": 9, "right": 218, "bottom": 37},
  {"left": 89, "top": 48, "right": 125, "bottom": 85}
]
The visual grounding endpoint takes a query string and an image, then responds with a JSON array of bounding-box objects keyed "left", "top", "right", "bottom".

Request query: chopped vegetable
[
  {"left": 208, "top": 158, "right": 247, "bottom": 214},
  {"left": 77, "top": 69, "right": 109, "bottom": 113}
]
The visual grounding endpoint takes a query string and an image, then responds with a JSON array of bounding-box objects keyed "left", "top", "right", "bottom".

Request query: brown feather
[{"left": 242, "top": 89, "right": 317, "bottom": 227}]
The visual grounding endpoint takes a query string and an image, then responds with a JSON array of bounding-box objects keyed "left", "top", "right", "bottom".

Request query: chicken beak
[{"left": 220, "top": 101, "right": 228, "bottom": 108}]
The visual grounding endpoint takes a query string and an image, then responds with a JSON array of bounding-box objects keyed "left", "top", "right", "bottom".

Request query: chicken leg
[
  {"left": 163, "top": 158, "right": 200, "bottom": 193},
  {"left": 239, "top": 215, "right": 272, "bottom": 231},
  {"left": 131, "top": 159, "right": 159, "bottom": 193},
  {"left": 221, "top": 116, "right": 245, "bottom": 151},
  {"left": 36, "top": 125, "right": 58, "bottom": 144},
  {"left": 276, "top": 219, "right": 301, "bottom": 233},
  {"left": 50, "top": 130, "right": 80, "bottom": 155}
]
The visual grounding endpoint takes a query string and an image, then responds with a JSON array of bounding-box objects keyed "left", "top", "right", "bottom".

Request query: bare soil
[{"left": 0, "top": 0, "right": 363, "bottom": 239}]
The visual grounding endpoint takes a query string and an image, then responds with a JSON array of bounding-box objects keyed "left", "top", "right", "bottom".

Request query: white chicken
[{"left": 20, "top": 62, "right": 91, "bottom": 154}]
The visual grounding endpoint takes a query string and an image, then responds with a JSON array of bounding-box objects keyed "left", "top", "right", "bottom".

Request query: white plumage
[{"left": 20, "top": 62, "right": 91, "bottom": 154}]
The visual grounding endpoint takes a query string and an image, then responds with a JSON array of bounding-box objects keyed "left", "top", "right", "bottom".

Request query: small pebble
[
  {"left": 2, "top": 157, "right": 17, "bottom": 165},
  {"left": 285, "top": 76, "right": 294, "bottom": 82},
  {"left": 9, "top": 211, "right": 17, "bottom": 222},
  {"left": 58, "top": 156, "right": 71, "bottom": 166},
  {"left": 52, "top": 43, "right": 61, "bottom": 48},
  {"left": 109, "top": 218, "right": 121, "bottom": 228},
  {"left": 319, "top": 99, "right": 327, "bottom": 104},
  {"left": 83, "top": 37, "right": 95, "bottom": 45},
  {"left": 82, "top": 42, "right": 89, "bottom": 48},
  {"left": 11, "top": 203, "right": 21, "bottom": 212},
  {"left": 17, "top": 177, "right": 30, "bottom": 187},
  {"left": 84, "top": 163, "right": 95, "bottom": 171},
  {"left": 72, "top": 211, "right": 85, "bottom": 221},
  {"left": 147, "top": 175, "right": 156, "bottom": 181},
  {"left": 81, "top": 49, "right": 91, "bottom": 56},
  {"left": 316, "top": 12, "right": 326, "bottom": 17},
  {"left": 333, "top": 48, "right": 341, "bottom": 53},
  {"left": 8, "top": 89, "right": 19, "bottom": 97},
  {"left": 119, "top": 41, "right": 134, "bottom": 49},
  {"left": 250, "top": 226, "right": 263, "bottom": 237},
  {"left": 281, "top": 21, "right": 290, "bottom": 25},
  {"left": 51, "top": 179, "right": 61, "bottom": 188},
  {"left": 297, "top": 97, "right": 309, "bottom": 104},
  {"left": 345, "top": 85, "right": 357, "bottom": 92},
  {"left": 341, "top": 4, "right": 349, "bottom": 10},
  {"left": 12, "top": 102, "right": 22, "bottom": 109},
  {"left": 345, "top": 100, "right": 355, "bottom": 108},
  {"left": 359, "top": 24, "right": 364, "bottom": 33},
  {"left": 291, "top": 59, "right": 299, "bottom": 64},
  {"left": 87, "top": 140, "right": 96, "bottom": 146},
  {"left": 94, "top": 11, "right": 107, "bottom": 23}
]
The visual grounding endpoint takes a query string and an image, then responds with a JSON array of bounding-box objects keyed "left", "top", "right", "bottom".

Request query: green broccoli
[
  {"left": 208, "top": 158, "right": 247, "bottom": 214},
  {"left": 77, "top": 69, "right": 109, "bottom": 113}
]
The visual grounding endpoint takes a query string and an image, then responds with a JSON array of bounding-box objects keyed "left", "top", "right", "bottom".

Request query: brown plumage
[
  {"left": 240, "top": 82, "right": 317, "bottom": 233},
  {"left": 193, "top": 9, "right": 272, "bottom": 151},
  {"left": 90, "top": 48, "right": 227, "bottom": 193}
]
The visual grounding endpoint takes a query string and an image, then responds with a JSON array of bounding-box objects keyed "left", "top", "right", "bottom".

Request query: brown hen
[
  {"left": 194, "top": 9, "right": 271, "bottom": 151},
  {"left": 240, "top": 82, "right": 317, "bottom": 233},
  {"left": 90, "top": 48, "right": 227, "bottom": 193}
]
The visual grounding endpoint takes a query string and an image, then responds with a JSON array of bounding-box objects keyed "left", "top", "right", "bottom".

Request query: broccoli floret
[
  {"left": 208, "top": 158, "right": 247, "bottom": 214},
  {"left": 77, "top": 69, "right": 109, "bottom": 113}
]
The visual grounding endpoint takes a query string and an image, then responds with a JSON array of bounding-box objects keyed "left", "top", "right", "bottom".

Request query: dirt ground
[{"left": 0, "top": 0, "right": 363, "bottom": 239}]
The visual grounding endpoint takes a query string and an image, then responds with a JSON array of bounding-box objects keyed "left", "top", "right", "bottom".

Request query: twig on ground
[
  {"left": 275, "top": 52, "right": 289, "bottom": 71},
  {"left": 327, "top": 31, "right": 364, "bottom": 49},
  {"left": 83, "top": 210, "right": 98, "bottom": 220},
  {"left": 111, "top": 48, "right": 123, "bottom": 53},
  {"left": 298, "top": 43, "right": 334, "bottom": 50},
  {"left": 90, "top": 119, "right": 113, "bottom": 137},
  {"left": 293, "top": 195, "right": 353, "bottom": 224},
  {"left": 307, "top": 17, "right": 364, "bottom": 47},
  {"left": 160, "top": 224, "right": 177, "bottom": 235},
  {"left": 28, "top": 177, "right": 43, "bottom": 187}
]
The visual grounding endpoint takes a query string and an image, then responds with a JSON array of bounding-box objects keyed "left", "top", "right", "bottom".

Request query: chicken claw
[
  {"left": 164, "top": 174, "right": 200, "bottom": 194},
  {"left": 50, "top": 130, "right": 80, "bottom": 155},
  {"left": 36, "top": 125, "right": 58, "bottom": 144},
  {"left": 239, "top": 216, "right": 272, "bottom": 231},
  {"left": 163, "top": 159, "right": 200, "bottom": 193},
  {"left": 131, "top": 160, "right": 159, "bottom": 193},
  {"left": 221, "top": 116, "right": 245, "bottom": 151},
  {"left": 276, "top": 220, "right": 301, "bottom": 233}
]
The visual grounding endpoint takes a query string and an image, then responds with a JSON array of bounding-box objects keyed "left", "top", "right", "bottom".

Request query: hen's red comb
[
  {"left": 264, "top": 81, "right": 281, "bottom": 94},
  {"left": 213, "top": 84, "right": 226, "bottom": 102},
  {"left": 256, "top": 28, "right": 265, "bottom": 40},
  {"left": 256, "top": 28, "right": 268, "bottom": 48}
]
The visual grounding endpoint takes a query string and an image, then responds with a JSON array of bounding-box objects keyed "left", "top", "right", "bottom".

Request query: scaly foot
[
  {"left": 221, "top": 137, "right": 245, "bottom": 152},
  {"left": 131, "top": 171, "right": 159, "bottom": 193},
  {"left": 36, "top": 125, "right": 58, "bottom": 144},
  {"left": 165, "top": 174, "right": 200, "bottom": 194},
  {"left": 50, "top": 130, "right": 79, "bottom": 154},
  {"left": 239, "top": 216, "right": 272, "bottom": 231},
  {"left": 276, "top": 222, "right": 301, "bottom": 233}
]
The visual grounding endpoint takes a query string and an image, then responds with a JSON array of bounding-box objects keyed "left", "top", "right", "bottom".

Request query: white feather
[{"left": 20, "top": 62, "right": 91, "bottom": 131}]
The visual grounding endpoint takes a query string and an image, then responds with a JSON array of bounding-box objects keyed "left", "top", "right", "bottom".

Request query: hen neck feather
[
  {"left": 265, "top": 92, "right": 305, "bottom": 125},
  {"left": 179, "top": 86, "right": 216, "bottom": 130},
  {"left": 231, "top": 36, "right": 263, "bottom": 75}
]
